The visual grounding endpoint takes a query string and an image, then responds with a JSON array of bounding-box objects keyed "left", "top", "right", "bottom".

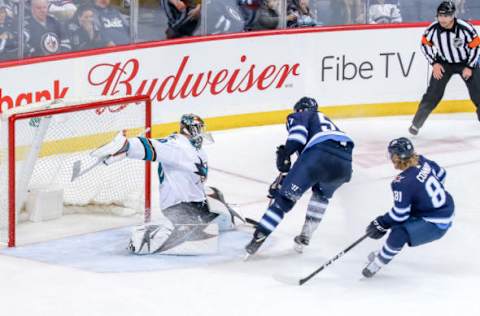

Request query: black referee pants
[{"left": 412, "top": 63, "right": 480, "bottom": 129}]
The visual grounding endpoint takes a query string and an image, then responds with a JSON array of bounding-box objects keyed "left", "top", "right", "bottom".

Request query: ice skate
[
  {"left": 362, "top": 251, "right": 383, "bottom": 278},
  {"left": 293, "top": 234, "right": 309, "bottom": 253},
  {"left": 244, "top": 230, "right": 267, "bottom": 260}
]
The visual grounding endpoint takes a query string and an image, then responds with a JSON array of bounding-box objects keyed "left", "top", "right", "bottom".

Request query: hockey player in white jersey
[{"left": 91, "top": 113, "right": 243, "bottom": 255}]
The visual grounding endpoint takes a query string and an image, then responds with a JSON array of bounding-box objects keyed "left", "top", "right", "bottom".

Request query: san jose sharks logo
[{"left": 194, "top": 157, "right": 208, "bottom": 183}]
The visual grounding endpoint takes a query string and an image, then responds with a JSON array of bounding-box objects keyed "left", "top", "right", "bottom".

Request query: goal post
[{"left": 0, "top": 95, "right": 152, "bottom": 247}]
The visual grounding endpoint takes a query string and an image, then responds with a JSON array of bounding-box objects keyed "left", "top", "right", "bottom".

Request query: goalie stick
[
  {"left": 71, "top": 128, "right": 150, "bottom": 182},
  {"left": 71, "top": 158, "right": 107, "bottom": 182}
]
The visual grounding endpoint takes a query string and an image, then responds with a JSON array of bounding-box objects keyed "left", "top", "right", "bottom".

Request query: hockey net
[{"left": 0, "top": 96, "right": 152, "bottom": 247}]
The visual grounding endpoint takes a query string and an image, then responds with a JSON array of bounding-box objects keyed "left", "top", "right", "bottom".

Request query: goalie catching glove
[{"left": 91, "top": 130, "right": 129, "bottom": 165}]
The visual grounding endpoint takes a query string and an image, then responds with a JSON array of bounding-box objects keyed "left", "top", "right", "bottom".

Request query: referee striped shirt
[{"left": 421, "top": 18, "right": 480, "bottom": 69}]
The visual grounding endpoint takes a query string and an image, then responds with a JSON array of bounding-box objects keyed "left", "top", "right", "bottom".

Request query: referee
[{"left": 409, "top": 1, "right": 480, "bottom": 135}]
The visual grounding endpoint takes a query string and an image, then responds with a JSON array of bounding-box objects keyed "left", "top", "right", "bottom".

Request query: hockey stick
[
  {"left": 267, "top": 172, "right": 287, "bottom": 206},
  {"left": 71, "top": 128, "right": 150, "bottom": 182},
  {"left": 245, "top": 217, "right": 259, "bottom": 227},
  {"left": 298, "top": 233, "right": 369, "bottom": 286},
  {"left": 71, "top": 157, "right": 107, "bottom": 182}
]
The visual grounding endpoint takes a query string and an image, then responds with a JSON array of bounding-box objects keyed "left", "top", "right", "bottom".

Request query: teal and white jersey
[{"left": 127, "top": 133, "right": 208, "bottom": 210}]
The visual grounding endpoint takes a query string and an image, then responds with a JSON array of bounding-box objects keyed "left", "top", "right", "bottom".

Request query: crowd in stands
[
  {"left": 0, "top": 0, "right": 479, "bottom": 61},
  {"left": 0, "top": 0, "right": 130, "bottom": 59}
]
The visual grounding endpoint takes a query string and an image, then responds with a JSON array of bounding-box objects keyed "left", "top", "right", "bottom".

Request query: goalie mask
[{"left": 180, "top": 113, "right": 207, "bottom": 149}]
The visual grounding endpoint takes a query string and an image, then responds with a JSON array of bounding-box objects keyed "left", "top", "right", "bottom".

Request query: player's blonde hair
[{"left": 392, "top": 153, "right": 419, "bottom": 170}]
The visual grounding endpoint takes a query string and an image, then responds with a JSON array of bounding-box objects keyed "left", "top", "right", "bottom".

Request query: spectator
[
  {"left": 329, "top": 0, "right": 365, "bottom": 25},
  {"left": 400, "top": 0, "right": 437, "bottom": 22},
  {"left": 0, "top": 0, "right": 17, "bottom": 60},
  {"left": 462, "top": 0, "right": 480, "bottom": 19},
  {"left": 25, "top": 0, "right": 71, "bottom": 57},
  {"left": 68, "top": 5, "right": 106, "bottom": 51},
  {"left": 368, "top": 0, "right": 402, "bottom": 24},
  {"left": 453, "top": 0, "right": 465, "bottom": 15},
  {"left": 206, "top": 0, "right": 244, "bottom": 35},
  {"left": 287, "top": 0, "right": 318, "bottom": 27},
  {"left": 237, "top": 0, "right": 260, "bottom": 31},
  {"left": 250, "top": 0, "right": 281, "bottom": 30},
  {"left": 1, "top": 0, "right": 12, "bottom": 17},
  {"left": 93, "top": 0, "right": 130, "bottom": 46},
  {"left": 48, "top": 0, "right": 77, "bottom": 23},
  {"left": 160, "top": 0, "right": 201, "bottom": 39}
]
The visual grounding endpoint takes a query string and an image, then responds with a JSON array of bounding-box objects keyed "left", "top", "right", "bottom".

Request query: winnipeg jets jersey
[
  {"left": 93, "top": 5, "right": 130, "bottom": 45},
  {"left": 127, "top": 134, "right": 208, "bottom": 210},
  {"left": 382, "top": 155, "right": 454, "bottom": 229},
  {"left": 285, "top": 110, "right": 353, "bottom": 153}
]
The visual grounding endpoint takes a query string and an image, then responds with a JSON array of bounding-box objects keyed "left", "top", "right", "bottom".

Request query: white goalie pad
[
  {"left": 207, "top": 196, "right": 235, "bottom": 232},
  {"left": 128, "top": 219, "right": 219, "bottom": 256},
  {"left": 206, "top": 186, "right": 245, "bottom": 231},
  {"left": 127, "top": 220, "right": 174, "bottom": 255},
  {"left": 161, "top": 223, "right": 219, "bottom": 256}
]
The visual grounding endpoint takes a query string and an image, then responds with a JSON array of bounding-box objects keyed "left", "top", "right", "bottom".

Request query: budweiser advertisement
[{"left": 0, "top": 26, "right": 479, "bottom": 124}]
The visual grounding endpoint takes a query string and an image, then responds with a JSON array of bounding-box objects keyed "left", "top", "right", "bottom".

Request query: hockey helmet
[
  {"left": 293, "top": 97, "right": 318, "bottom": 113},
  {"left": 388, "top": 137, "right": 414, "bottom": 160},
  {"left": 180, "top": 113, "right": 206, "bottom": 149},
  {"left": 437, "top": 1, "right": 456, "bottom": 16}
]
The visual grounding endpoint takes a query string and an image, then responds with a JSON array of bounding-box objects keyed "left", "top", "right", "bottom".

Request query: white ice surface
[{"left": 1, "top": 113, "right": 479, "bottom": 316}]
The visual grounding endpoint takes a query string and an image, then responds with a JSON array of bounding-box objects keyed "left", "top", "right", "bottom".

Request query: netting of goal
[{"left": 0, "top": 95, "right": 152, "bottom": 247}]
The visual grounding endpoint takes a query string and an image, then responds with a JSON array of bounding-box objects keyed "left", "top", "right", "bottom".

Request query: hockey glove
[
  {"left": 276, "top": 145, "right": 291, "bottom": 173},
  {"left": 366, "top": 217, "right": 389, "bottom": 240}
]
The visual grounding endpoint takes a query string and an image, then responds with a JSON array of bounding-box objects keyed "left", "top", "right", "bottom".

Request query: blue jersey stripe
[
  {"left": 287, "top": 133, "right": 307, "bottom": 145},
  {"left": 304, "top": 133, "right": 353, "bottom": 152}
]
